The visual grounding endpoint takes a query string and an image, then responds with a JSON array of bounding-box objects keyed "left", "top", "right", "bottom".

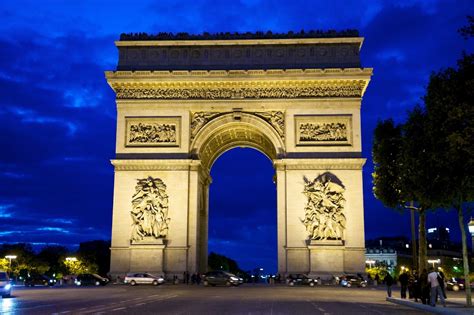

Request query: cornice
[
  {"left": 111, "top": 159, "right": 200, "bottom": 171},
  {"left": 274, "top": 158, "right": 366, "bottom": 170},
  {"left": 105, "top": 68, "right": 372, "bottom": 81},
  {"left": 115, "top": 37, "right": 364, "bottom": 47},
  {"left": 105, "top": 69, "right": 372, "bottom": 100}
]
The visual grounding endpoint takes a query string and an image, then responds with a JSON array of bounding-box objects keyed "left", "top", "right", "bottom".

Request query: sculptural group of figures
[
  {"left": 299, "top": 122, "right": 347, "bottom": 142},
  {"left": 302, "top": 174, "right": 346, "bottom": 240},
  {"left": 129, "top": 123, "right": 176, "bottom": 143},
  {"left": 131, "top": 177, "right": 170, "bottom": 241}
]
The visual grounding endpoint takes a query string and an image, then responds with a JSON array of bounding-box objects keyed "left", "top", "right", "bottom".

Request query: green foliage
[
  {"left": 77, "top": 240, "right": 110, "bottom": 276},
  {"left": 208, "top": 252, "right": 243, "bottom": 274},
  {"left": 372, "top": 119, "right": 404, "bottom": 208},
  {"left": 0, "top": 258, "right": 9, "bottom": 271}
]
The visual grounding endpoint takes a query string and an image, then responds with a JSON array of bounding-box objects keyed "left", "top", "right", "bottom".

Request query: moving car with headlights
[
  {"left": 124, "top": 273, "right": 165, "bottom": 286},
  {"left": 25, "top": 274, "right": 56, "bottom": 287},
  {"left": 75, "top": 274, "right": 109, "bottom": 286},
  {"left": 339, "top": 274, "right": 367, "bottom": 288},
  {"left": 202, "top": 271, "right": 243, "bottom": 287},
  {"left": 0, "top": 271, "right": 11, "bottom": 298},
  {"left": 287, "top": 274, "right": 318, "bottom": 287}
]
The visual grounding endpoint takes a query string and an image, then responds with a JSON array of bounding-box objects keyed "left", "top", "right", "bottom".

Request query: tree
[
  {"left": 372, "top": 118, "right": 429, "bottom": 271},
  {"left": 77, "top": 240, "right": 110, "bottom": 276},
  {"left": 37, "top": 245, "right": 69, "bottom": 277},
  {"left": 423, "top": 52, "right": 474, "bottom": 306},
  {"left": 208, "top": 252, "right": 243, "bottom": 275}
]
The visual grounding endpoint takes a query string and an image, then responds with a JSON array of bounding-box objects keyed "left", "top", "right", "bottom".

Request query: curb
[{"left": 386, "top": 297, "right": 474, "bottom": 314}]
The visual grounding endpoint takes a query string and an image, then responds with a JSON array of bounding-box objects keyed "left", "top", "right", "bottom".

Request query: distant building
[{"left": 427, "top": 226, "right": 451, "bottom": 250}]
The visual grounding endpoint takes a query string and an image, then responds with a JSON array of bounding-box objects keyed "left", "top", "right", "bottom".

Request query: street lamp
[
  {"left": 468, "top": 218, "right": 474, "bottom": 253},
  {"left": 366, "top": 260, "right": 376, "bottom": 269},
  {"left": 5, "top": 255, "right": 17, "bottom": 271},
  {"left": 65, "top": 257, "right": 77, "bottom": 262},
  {"left": 427, "top": 259, "right": 441, "bottom": 269}
]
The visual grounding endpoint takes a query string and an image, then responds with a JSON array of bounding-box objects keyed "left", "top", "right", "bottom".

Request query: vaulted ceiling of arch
[{"left": 199, "top": 126, "right": 276, "bottom": 170}]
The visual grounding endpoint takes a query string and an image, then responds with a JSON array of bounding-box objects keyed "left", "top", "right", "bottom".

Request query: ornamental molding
[
  {"left": 105, "top": 69, "right": 372, "bottom": 100},
  {"left": 191, "top": 110, "right": 284, "bottom": 140},
  {"left": 125, "top": 116, "right": 181, "bottom": 147},
  {"left": 111, "top": 159, "right": 200, "bottom": 171},
  {"left": 274, "top": 158, "right": 366, "bottom": 170}
]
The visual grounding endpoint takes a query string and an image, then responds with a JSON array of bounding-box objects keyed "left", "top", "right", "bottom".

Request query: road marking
[
  {"left": 135, "top": 303, "right": 145, "bottom": 306},
  {"left": 111, "top": 307, "right": 126, "bottom": 311},
  {"left": 59, "top": 311, "right": 71, "bottom": 314},
  {"left": 318, "top": 307, "right": 326, "bottom": 312}
]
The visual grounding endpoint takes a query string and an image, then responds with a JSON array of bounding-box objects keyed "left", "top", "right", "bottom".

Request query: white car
[
  {"left": 124, "top": 273, "right": 165, "bottom": 286},
  {"left": 0, "top": 271, "right": 12, "bottom": 298}
]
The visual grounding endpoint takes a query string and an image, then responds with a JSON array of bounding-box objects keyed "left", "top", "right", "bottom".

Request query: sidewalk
[{"left": 387, "top": 297, "right": 474, "bottom": 314}]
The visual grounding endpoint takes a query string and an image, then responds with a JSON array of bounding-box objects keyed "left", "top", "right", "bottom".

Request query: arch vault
[{"left": 106, "top": 33, "right": 372, "bottom": 279}]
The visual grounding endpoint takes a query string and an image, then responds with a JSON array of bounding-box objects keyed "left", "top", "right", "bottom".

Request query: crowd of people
[{"left": 377, "top": 267, "right": 447, "bottom": 308}]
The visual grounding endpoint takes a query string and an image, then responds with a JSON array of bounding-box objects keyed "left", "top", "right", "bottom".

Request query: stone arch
[{"left": 190, "top": 113, "right": 285, "bottom": 170}]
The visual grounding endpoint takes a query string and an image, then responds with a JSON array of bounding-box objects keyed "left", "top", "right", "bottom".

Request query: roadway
[{"left": 0, "top": 283, "right": 429, "bottom": 314}]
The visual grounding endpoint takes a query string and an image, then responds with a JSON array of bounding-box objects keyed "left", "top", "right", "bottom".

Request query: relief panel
[
  {"left": 125, "top": 117, "right": 181, "bottom": 147},
  {"left": 295, "top": 115, "right": 352, "bottom": 146}
]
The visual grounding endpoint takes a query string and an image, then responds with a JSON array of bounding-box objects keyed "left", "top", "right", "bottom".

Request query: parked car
[
  {"left": 202, "top": 271, "right": 243, "bottom": 287},
  {"left": 124, "top": 273, "right": 165, "bottom": 286},
  {"left": 25, "top": 274, "right": 56, "bottom": 287},
  {"left": 339, "top": 274, "right": 367, "bottom": 288},
  {"left": 446, "top": 278, "right": 474, "bottom": 291},
  {"left": 75, "top": 274, "right": 109, "bottom": 286},
  {"left": 0, "top": 271, "right": 11, "bottom": 298},
  {"left": 287, "top": 274, "right": 318, "bottom": 287}
]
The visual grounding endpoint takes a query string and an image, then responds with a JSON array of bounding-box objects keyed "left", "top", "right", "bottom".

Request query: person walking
[
  {"left": 419, "top": 269, "right": 429, "bottom": 304},
  {"left": 385, "top": 273, "right": 394, "bottom": 297},
  {"left": 399, "top": 271, "right": 409, "bottom": 299},
  {"left": 428, "top": 267, "right": 446, "bottom": 307}
]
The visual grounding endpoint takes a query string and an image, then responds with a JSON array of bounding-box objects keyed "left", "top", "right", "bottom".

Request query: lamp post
[
  {"left": 366, "top": 260, "right": 375, "bottom": 269},
  {"left": 427, "top": 259, "right": 440, "bottom": 269},
  {"left": 5, "top": 255, "right": 17, "bottom": 271},
  {"left": 468, "top": 218, "right": 474, "bottom": 253},
  {"left": 65, "top": 257, "right": 77, "bottom": 262}
]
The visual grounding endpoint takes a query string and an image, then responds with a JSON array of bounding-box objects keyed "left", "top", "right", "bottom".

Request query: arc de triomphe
[{"left": 106, "top": 32, "right": 372, "bottom": 278}]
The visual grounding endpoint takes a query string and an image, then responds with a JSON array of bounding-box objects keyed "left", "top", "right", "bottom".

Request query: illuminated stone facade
[{"left": 106, "top": 34, "right": 371, "bottom": 278}]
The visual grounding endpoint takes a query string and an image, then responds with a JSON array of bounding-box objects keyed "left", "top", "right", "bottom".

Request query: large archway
[
  {"left": 208, "top": 147, "right": 277, "bottom": 274},
  {"left": 107, "top": 33, "right": 371, "bottom": 279}
]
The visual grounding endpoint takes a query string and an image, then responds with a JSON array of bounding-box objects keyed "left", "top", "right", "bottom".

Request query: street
[{"left": 0, "top": 284, "right": 429, "bottom": 314}]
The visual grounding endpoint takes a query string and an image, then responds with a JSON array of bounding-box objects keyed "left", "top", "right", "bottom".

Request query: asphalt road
[{"left": 0, "top": 284, "right": 429, "bottom": 314}]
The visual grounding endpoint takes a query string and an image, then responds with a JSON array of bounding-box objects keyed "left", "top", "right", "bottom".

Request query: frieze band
[{"left": 115, "top": 84, "right": 365, "bottom": 100}]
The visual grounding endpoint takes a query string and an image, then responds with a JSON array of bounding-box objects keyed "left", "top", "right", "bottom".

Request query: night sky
[{"left": 1, "top": 1, "right": 473, "bottom": 273}]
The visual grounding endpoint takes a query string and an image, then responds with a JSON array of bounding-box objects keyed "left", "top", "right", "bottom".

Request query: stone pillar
[{"left": 275, "top": 161, "right": 288, "bottom": 275}]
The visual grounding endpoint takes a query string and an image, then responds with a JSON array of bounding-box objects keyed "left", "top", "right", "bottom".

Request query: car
[
  {"left": 74, "top": 274, "right": 109, "bottom": 286},
  {"left": 0, "top": 271, "right": 12, "bottom": 298},
  {"left": 339, "top": 274, "right": 367, "bottom": 288},
  {"left": 287, "top": 274, "right": 318, "bottom": 287},
  {"left": 124, "top": 273, "right": 165, "bottom": 286},
  {"left": 202, "top": 271, "right": 243, "bottom": 287},
  {"left": 446, "top": 278, "right": 474, "bottom": 291},
  {"left": 25, "top": 274, "right": 56, "bottom": 287}
]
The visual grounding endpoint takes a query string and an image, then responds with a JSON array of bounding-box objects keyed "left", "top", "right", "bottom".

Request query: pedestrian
[
  {"left": 438, "top": 269, "right": 447, "bottom": 300},
  {"left": 384, "top": 273, "right": 394, "bottom": 297},
  {"left": 374, "top": 273, "right": 379, "bottom": 286},
  {"left": 412, "top": 272, "right": 421, "bottom": 302},
  {"left": 427, "top": 267, "right": 446, "bottom": 307},
  {"left": 419, "top": 269, "right": 429, "bottom": 304},
  {"left": 196, "top": 273, "right": 201, "bottom": 285},
  {"left": 191, "top": 273, "right": 197, "bottom": 284},
  {"left": 399, "top": 271, "right": 409, "bottom": 299}
]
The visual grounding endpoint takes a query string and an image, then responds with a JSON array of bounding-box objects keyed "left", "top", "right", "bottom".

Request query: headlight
[
  {"left": 49, "top": 280, "right": 54, "bottom": 283},
  {"left": 230, "top": 276, "right": 239, "bottom": 281},
  {"left": 5, "top": 284, "right": 11, "bottom": 290}
]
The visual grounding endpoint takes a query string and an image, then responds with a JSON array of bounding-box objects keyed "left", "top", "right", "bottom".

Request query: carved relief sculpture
[
  {"left": 125, "top": 117, "right": 181, "bottom": 147},
  {"left": 295, "top": 115, "right": 352, "bottom": 146},
  {"left": 190, "top": 112, "right": 222, "bottom": 139},
  {"left": 301, "top": 173, "right": 346, "bottom": 241},
  {"left": 191, "top": 111, "right": 285, "bottom": 141},
  {"left": 130, "top": 177, "right": 170, "bottom": 242},
  {"left": 254, "top": 111, "right": 285, "bottom": 139}
]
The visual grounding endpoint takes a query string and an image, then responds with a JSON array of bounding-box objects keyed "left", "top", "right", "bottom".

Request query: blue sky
[{"left": 0, "top": 0, "right": 473, "bottom": 273}]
